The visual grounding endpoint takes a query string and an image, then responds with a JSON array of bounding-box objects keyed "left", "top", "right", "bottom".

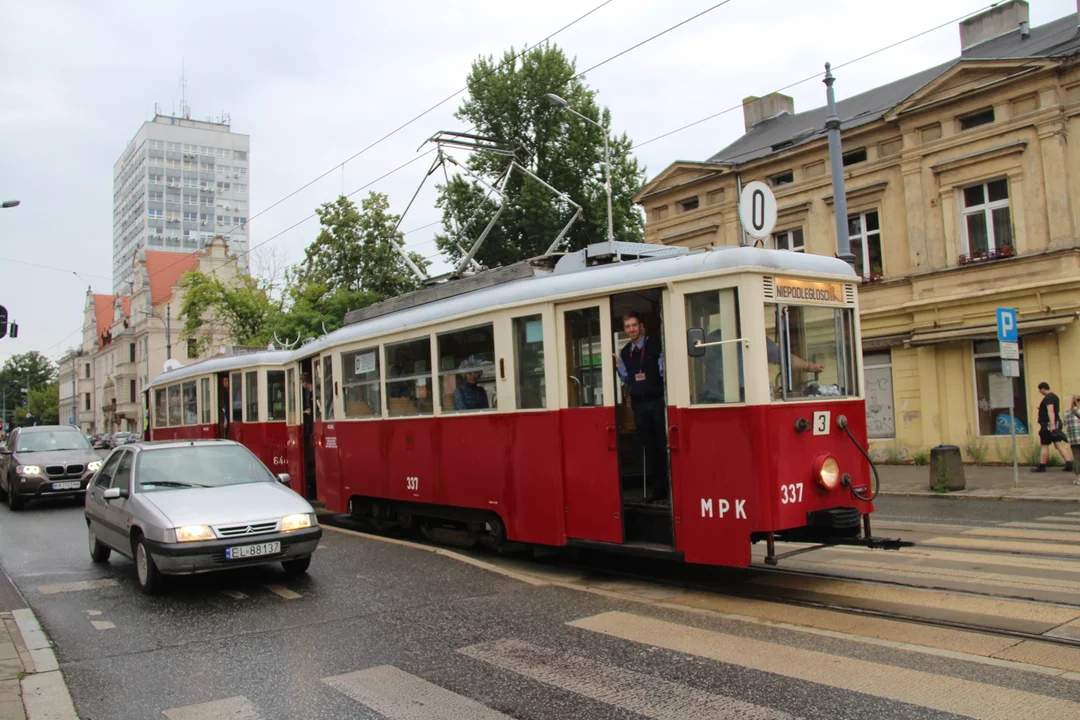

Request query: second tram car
[{"left": 147, "top": 243, "right": 899, "bottom": 567}]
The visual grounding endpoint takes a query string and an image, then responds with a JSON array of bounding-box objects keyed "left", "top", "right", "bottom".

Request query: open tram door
[
  {"left": 298, "top": 356, "right": 317, "bottom": 501},
  {"left": 215, "top": 372, "right": 231, "bottom": 439}
]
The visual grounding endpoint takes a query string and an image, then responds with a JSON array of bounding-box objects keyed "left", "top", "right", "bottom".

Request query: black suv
[{"left": 0, "top": 426, "right": 104, "bottom": 510}]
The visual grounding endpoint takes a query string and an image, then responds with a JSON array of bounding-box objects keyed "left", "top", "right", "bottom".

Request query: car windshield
[
  {"left": 136, "top": 444, "right": 275, "bottom": 491},
  {"left": 17, "top": 431, "right": 92, "bottom": 453}
]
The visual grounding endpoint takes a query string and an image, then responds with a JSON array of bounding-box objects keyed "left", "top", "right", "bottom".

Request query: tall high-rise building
[{"left": 112, "top": 112, "right": 250, "bottom": 294}]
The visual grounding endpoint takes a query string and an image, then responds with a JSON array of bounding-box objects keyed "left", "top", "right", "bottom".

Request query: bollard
[{"left": 929, "top": 445, "right": 965, "bottom": 491}]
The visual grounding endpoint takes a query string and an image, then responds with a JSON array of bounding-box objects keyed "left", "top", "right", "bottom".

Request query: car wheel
[
  {"left": 134, "top": 537, "right": 163, "bottom": 595},
  {"left": 7, "top": 483, "right": 23, "bottom": 512},
  {"left": 281, "top": 556, "right": 311, "bottom": 576},
  {"left": 88, "top": 525, "right": 111, "bottom": 563}
]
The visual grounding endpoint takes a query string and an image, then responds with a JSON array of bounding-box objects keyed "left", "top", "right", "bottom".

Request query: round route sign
[{"left": 738, "top": 181, "right": 778, "bottom": 240}]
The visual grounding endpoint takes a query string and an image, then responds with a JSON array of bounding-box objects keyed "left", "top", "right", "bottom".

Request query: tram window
[
  {"left": 685, "top": 289, "right": 744, "bottom": 404},
  {"left": 154, "top": 389, "right": 167, "bottom": 428},
  {"left": 245, "top": 371, "right": 259, "bottom": 422},
  {"left": 385, "top": 338, "right": 433, "bottom": 417},
  {"left": 286, "top": 368, "right": 297, "bottom": 424},
  {"left": 766, "top": 304, "right": 857, "bottom": 400},
  {"left": 513, "top": 315, "right": 545, "bottom": 409},
  {"left": 438, "top": 324, "right": 495, "bottom": 413},
  {"left": 182, "top": 381, "right": 198, "bottom": 425},
  {"left": 322, "top": 356, "right": 335, "bottom": 420},
  {"left": 167, "top": 385, "right": 182, "bottom": 426},
  {"left": 342, "top": 349, "right": 380, "bottom": 418},
  {"left": 231, "top": 372, "right": 244, "bottom": 423},
  {"left": 200, "top": 378, "right": 211, "bottom": 424},
  {"left": 565, "top": 307, "right": 603, "bottom": 408},
  {"left": 267, "top": 371, "right": 287, "bottom": 422}
]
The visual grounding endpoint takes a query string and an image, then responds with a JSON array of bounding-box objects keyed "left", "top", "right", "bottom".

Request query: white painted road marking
[
  {"left": 90, "top": 620, "right": 114, "bottom": 631},
  {"left": 162, "top": 695, "right": 262, "bottom": 719},
  {"left": 323, "top": 665, "right": 509, "bottom": 719},
  {"left": 459, "top": 637, "right": 800, "bottom": 719},
  {"left": 264, "top": 585, "right": 300, "bottom": 600},
  {"left": 36, "top": 579, "right": 118, "bottom": 595},
  {"left": 220, "top": 590, "right": 248, "bottom": 600}
]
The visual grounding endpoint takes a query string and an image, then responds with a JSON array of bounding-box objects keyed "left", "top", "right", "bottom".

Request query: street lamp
[
  {"left": 542, "top": 93, "right": 615, "bottom": 250},
  {"left": 1, "top": 200, "right": 20, "bottom": 209}
]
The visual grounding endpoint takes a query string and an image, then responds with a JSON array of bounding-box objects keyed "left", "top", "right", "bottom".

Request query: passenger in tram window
[
  {"left": 615, "top": 312, "right": 668, "bottom": 503},
  {"left": 454, "top": 358, "right": 490, "bottom": 411},
  {"left": 766, "top": 338, "right": 825, "bottom": 373}
]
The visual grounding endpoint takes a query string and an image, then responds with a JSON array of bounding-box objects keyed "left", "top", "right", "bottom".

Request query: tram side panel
[
  {"left": 151, "top": 424, "right": 216, "bottom": 442},
  {"left": 284, "top": 425, "right": 306, "bottom": 496},
  {"left": 561, "top": 406, "right": 623, "bottom": 544}
]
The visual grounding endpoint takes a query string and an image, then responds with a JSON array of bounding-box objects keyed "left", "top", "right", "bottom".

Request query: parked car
[
  {"left": 93, "top": 434, "right": 112, "bottom": 450},
  {"left": 85, "top": 439, "right": 321, "bottom": 594},
  {"left": 0, "top": 426, "right": 104, "bottom": 510},
  {"left": 109, "top": 432, "right": 133, "bottom": 449},
  {"left": 123, "top": 433, "right": 141, "bottom": 445}
]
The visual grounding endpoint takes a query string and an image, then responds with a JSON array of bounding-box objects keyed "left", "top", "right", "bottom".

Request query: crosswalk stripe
[
  {"left": 1037, "top": 515, "right": 1080, "bottom": 523},
  {"left": 162, "top": 696, "right": 262, "bottom": 720},
  {"left": 962, "top": 527, "right": 1080, "bottom": 543},
  {"left": 1002, "top": 521, "right": 1080, "bottom": 531},
  {"left": 819, "top": 543, "right": 1080, "bottom": 573},
  {"left": 322, "top": 666, "right": 509, "bottom": 719},
  {"left": 746, "top": 574, "right": 1080, "bottom": 625},
  {"left": 459, "top": 637, "right": 799, "bottom": 720},
  {"left": 570, "top": 611, "right": 1080, "bottom": 720},
  {"left": 922, "top": 536, "right": 1080, "bottom": 557},
  {"left": 265, "top": 585, "right": 301, "bottom": 600}
]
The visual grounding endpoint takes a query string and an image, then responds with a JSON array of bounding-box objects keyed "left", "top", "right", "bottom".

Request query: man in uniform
[{"left": 615, "top": 312, "right": 668, "bottom": 502}]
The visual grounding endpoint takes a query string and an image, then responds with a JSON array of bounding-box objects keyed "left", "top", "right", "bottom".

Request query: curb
[
  {"left": 7, "top": 604, "right": 77, "bottom": 720},
  {"left": 879, "top": 490, "right": 1080, "bottom": 503}
]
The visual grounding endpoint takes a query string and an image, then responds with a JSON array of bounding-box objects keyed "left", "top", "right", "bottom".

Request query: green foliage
[
  {"left": 883, "top": 442, "right": 903, "bottom": 465},
  {"left": 178, "top": 271, "right": 276, "bottom": 349},
  {"left": 931, "top": 464, "right": 952, "bottom": 493},
  {"left": 1020, "top": 440, "right": 1043, "bottom": 466},
  {"left": 297, "top": 193, "right": 427, "bottom": 299},
  {"left": 14, "top": 382, "right": 60, "bottom": 426},
  {"left": 911, "top": 448, "right": 930, "bottom": 466},
  {"left": 267, "top": 282, "right": 380, "bottom": 345},
  {"left": 0, "top": 352, "right": 57, "bottom": 427},
  {"left": 964, "top": 438, "right": 990, "bottom": 466},
  {"left": 436, "top": 44, "right": 646, "bottom": 267}
]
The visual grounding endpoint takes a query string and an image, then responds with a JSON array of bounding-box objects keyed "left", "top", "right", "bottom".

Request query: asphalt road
[{"left": 0, "top": 496, "right": 1072, "bottom": 719}]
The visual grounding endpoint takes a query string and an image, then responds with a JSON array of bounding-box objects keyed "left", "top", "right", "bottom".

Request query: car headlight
[
  {"left": 281, "top": 513, "right": 315, "bottom": 532},
  {"left": 16, "top": 465, "right": 41, "bottom": 476},
  {"left": 174, "top": 525, "right": 216, "bottom": 542},
  {"left": 87, "top": 461, "right": 103, "bottom": 472},
  {"left": 814, "top": 454, "right": 841, "bottom": 490}
]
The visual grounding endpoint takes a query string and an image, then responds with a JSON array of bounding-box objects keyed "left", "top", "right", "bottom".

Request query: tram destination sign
[{"left": 773, "top": 278, "right": 845, "bottom": 303}]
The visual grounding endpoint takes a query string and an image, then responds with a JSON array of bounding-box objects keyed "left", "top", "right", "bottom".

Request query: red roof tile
[
  {"left": 144, "top": 250, "right": 199, "bottom": 307},
  {"left": 92, "top": 295, "right": 130, "bottom": 346}
]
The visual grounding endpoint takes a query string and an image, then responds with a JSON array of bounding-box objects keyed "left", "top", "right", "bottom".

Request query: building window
[
  {"left": 960, "top": 108, "right": 995, "bottom": 130},
  {"left": 84, "top": 363, "right": 91, "bottom": 378},
  {"left": 187, "top": 338, "right": 197, "bottom": 359},
  {"left": 974, "top": 340, "right": 1028, "bottom": 437},
  {"left": 513, "top": 315, "right": 545, "bottom": 410},
  {"left": 864, "top": 351, "right": 895, "bottom": 438},
  {"left": 84, "top": 393, "right": 92, "bottom": 411},
  {"left": 342, "top": 348, "right": 380, "bottom": 418},
  {"left": 235, "top": 184, "right": 247, "bottom": 194},
  {"left": 770, "top": 228, "right": 804, "bottom": 252},
  {"left": 129, "top": 343, "right": 136, "bottom": 362},
  {"left": 768, "top": 170, "right": 794, "bottom": 187},
  {"left": 679, "top": 197, "right": 700, "bottom": 212},
  {"left": 961, "top": 179, "right": 1012, "bottom": 259},
  {"left": 234, "top": 151, "right": 248, "bottom": 161},
  {"left": 842, "top": 148, "right": 867, "bottom": 166},
  {"left": 848, "top": 211, "right": 883, "bottom": 280}
]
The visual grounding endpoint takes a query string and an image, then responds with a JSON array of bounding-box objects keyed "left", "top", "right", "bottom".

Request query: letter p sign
[{"left": 996, "top": 308, "right": 1017, "bottom": 343}]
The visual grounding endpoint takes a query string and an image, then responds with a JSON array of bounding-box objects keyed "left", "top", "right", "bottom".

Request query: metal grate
[
  {"left": 762, "top": 276, "right": 776, "bottom": 299},
  {"left": 215, "top": 521, "right": 278, "bottom": 538}
]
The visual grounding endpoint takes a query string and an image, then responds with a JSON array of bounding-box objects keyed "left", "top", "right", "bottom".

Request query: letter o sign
[{"left": 738, "top": 181, "right": 778, "bottom": 240}]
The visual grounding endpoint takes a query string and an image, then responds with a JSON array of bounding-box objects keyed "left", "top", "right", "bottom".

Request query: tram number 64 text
[
  {"left": 406, "top": 476, "right": 419, "bottom": 491},
  {"left": 272, "top": 456, "right": 287, "bottom": 466},
  {"left": 780, "top": 483, "right": 803, "bottom": 504}
]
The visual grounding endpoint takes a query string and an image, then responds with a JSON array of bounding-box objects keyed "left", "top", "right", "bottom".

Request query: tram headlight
[{"left": 814, "top": 455, "right": 841, "bottom": 490}]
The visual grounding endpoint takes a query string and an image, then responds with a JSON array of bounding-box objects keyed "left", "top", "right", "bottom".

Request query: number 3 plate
[{"left": 813, "top": 411, "right": 831, "bottom": 436}]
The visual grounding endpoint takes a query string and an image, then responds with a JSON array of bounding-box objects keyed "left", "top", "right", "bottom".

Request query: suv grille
[
  {"left": 66, "top": 464, "right": 84, "bottom": 475},
  {"left": 216, "top": 521, "right": 278, "bottom": 538},
  {"left": 46, "top": 466, "right": 65, "bottom": 476},
  {"left": 46, "top": 464, "right": 85, "bottom": 478}
]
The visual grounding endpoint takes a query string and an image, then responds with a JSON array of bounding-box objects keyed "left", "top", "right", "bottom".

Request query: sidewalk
[
  {"left": 0, "top": 567, "right": 77, "bottom": 720},
  {"left": 878, "top": 463, "right": 1080, "bottom": 501}
]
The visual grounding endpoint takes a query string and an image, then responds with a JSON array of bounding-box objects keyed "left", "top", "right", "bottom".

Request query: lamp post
[
  {"left": 1, "top": 200, "right": 20, "bottom": 209},
  {"left": 542, "top": 93, "right": 615, "bottom": 252}
]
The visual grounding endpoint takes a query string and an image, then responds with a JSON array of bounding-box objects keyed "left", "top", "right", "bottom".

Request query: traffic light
[
  {"left": 8, "top": 322, "right": 16, "bottom": 339},
  {"left": 0, "top": 306, "right": 6, "bottom": 339}
]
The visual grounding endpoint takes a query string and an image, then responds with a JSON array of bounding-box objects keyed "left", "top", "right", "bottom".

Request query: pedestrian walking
[
  {"left": 1067, "top": 394, "right": 1080, "bottom": 485},
  {"left": 1032, "top": 382, "right": 1074, "bottom": 473}
]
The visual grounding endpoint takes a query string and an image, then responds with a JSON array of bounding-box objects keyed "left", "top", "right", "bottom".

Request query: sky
[{"left": 2, "top": 0, "right": 1077, "bottom": 369}]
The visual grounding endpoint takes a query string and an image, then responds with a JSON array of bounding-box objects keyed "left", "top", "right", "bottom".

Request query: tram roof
[{"left": 148, "top": 246, "right": 855, "bottom": 389}]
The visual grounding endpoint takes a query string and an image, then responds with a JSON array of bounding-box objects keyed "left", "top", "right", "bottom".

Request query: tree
[
  {"left": 15, "top": 382, "right": 59, "bottom": 426},
  {"left": 297, "top": 193, "right": 428, "bottom": 300},
  {"left": 266, "top": 283, "right": 380, "bottom": 346},
  {"left": 435, "top": 44, "right": 646, "bottom": 268},
  {"left": 177, "top": 272, "right": 276, "bottom": 351},
  {"left": 0, "top": 352, "right": 57, "bottom": 426}
]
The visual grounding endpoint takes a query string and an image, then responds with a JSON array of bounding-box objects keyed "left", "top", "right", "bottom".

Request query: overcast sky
[{"left": 2, "top": 0, "right": 1076, "bottom": 369}]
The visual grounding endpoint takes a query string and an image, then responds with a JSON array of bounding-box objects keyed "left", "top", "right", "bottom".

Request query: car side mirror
[
  {"left": 276, "top": 473, "right": 292, "bottom": 486},
  {"left": 687, "top": 327, "right": 706, "bottom": 358},
  {"left": 102, "top": 487, "right": 128, "bottom": 500}
]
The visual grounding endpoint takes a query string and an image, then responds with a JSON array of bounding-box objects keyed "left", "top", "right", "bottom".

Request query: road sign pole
[{"left": 824, "top": 64, "right": 855, "bottom": 270}]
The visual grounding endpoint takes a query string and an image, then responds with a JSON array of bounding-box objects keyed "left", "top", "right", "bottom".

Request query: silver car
[{"left": 84, "top": 439, "right": 321, "bottom": 594}]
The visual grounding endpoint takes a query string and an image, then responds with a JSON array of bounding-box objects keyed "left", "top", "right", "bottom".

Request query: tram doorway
[
  {"left": 299, "top": 357, "right": 317, "bottom": 500},
  {"left": 215, "top": 372, "right": 231, "bottom": 439},
  {"left": 610, "top": 288, "right": 674, "bottom": 547}
]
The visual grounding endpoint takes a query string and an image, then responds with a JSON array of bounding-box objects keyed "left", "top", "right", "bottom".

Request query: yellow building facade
[{"left": 636, "top": 2, "right": 1080, "bottom": 462}]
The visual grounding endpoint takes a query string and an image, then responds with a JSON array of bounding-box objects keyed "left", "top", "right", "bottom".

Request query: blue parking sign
[{"left": 996, "top": 308, "right": 1017, "bottom": 343}]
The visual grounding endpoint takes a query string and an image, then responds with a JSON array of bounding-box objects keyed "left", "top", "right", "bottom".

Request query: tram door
[
  {"left": 215, "top": 372, "right": 231, "bottom": 439},
  {"left": 557, "top": 298, "right": 623, "bottom": 544},
  {"left": 299, "top": 357, "right": 317, "bottom": 501}
]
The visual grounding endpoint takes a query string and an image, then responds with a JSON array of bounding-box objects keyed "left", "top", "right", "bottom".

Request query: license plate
[
  {"left": 225, "top": 541, "right": 281, "bottom": 560},
  {"left": 51, "top": 481, "right": 81, "bottom": 490}
]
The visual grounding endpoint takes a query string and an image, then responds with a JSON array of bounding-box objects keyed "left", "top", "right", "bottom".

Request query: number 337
[{"left": 781, "top": 483, "right": 803, "bottom": 504}]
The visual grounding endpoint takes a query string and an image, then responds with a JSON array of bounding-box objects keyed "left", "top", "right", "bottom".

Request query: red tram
[{"left": 147, "top": 243, "right": 900, "bottom": 567}]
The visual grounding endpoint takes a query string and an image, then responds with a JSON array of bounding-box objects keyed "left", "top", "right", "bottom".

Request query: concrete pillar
[{"left": 1037, "top": 120, "right": 1075, "bottom": 247}]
